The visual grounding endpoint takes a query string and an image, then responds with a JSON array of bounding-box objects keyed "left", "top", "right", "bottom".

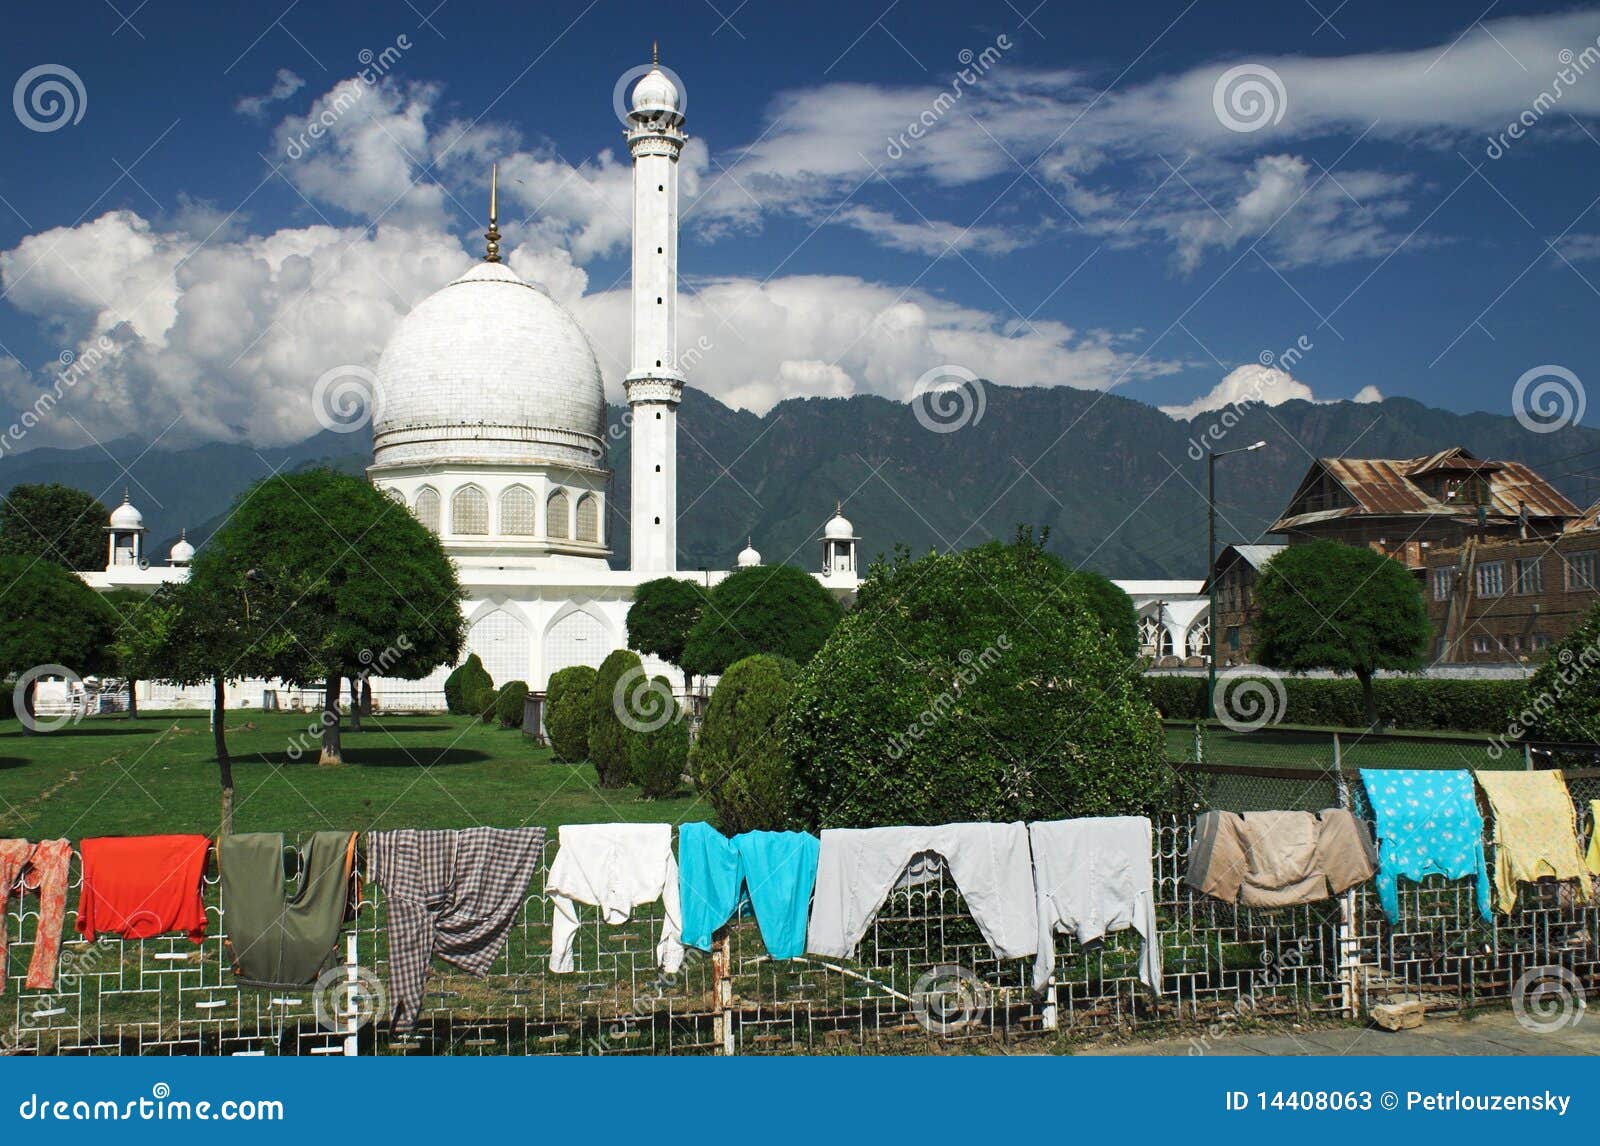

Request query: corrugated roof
[{"left": 1229, "top": 544, "right": 1287, "bottom": 571}]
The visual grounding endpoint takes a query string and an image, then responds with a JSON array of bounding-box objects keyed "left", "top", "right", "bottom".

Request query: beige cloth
[
  {"left": 1474, "top": 770, "right": 1590, "bottom": 913},
  {"left": 1186, "top": 809, "right": 1376, "bottom": 908}
]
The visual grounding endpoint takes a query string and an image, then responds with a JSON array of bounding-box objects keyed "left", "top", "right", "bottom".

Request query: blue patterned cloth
[
  {"left": 1359, "top": 769, "right": 1491, "bottom": 922},
  {"left": 678, "top": 823, "right": 819, "bottom": 959}
]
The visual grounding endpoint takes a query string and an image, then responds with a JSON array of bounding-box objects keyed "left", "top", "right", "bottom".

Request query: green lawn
[
  {"left": 1163, "top": 723, "right": 1518, "bottom": 772},
  {"left": 0, "top": 710, "right": 705, "bottom": 841}
]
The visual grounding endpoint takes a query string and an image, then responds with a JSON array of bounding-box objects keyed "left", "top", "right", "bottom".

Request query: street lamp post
[{"left": 1206, "top": 440, "right": 1267, "bottom": 722}]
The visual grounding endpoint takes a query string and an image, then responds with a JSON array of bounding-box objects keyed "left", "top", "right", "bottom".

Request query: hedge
[{"left": 1143, "top": 674, "right": 1527, "bottom": 733}]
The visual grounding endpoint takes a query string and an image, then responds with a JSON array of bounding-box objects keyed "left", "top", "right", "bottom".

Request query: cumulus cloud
[
  {"left": 1159, "top": 363, "right": 1382, "bottom": 420},
  {"left": 235, "top": 68, "right": 305, "bottom": 118}
]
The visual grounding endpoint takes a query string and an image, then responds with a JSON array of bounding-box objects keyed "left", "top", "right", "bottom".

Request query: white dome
[
  {"left": 824, "top": 511, "right": 855, "bottom": 540},
  {"left": 372, "top": 260, "right": 606, "bottom": 470},
  {"left": 109, "top": 497, "right": 143, "bottom": 530},
  {"left": 737, "top": 538, "right": 761, "bottom": 567},
  {"left": 169, "top": 531, "right": 195, "bottom": 565},
  {"left": 632, "top": 66, "right": 680, "bottom": 115}
]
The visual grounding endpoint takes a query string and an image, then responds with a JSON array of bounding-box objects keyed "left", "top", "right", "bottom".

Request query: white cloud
[
  {"left": 1160, "top": 363, "right": 1382, "bottom": 420},
  {"left": 235, "top": 68, "right": 305, "bottom": 118}
]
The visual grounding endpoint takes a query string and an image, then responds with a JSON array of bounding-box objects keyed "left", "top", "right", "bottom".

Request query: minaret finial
[
  {"left": 836, "top": 499, "right": 843, "bottom": 516},
  {"left": 122, "top": 488, "right": 131, "bottom": 504},
  {"left": 483, "top": 162, "right": 502, "bottom": 263},
  {"left": 652, "top": 40, "right": 659, "bottom": 65}
]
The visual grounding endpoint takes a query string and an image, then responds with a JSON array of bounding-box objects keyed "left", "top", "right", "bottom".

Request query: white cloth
[
  {"left": 1029, "top": 816, "right": 1161, "bottom": 993},
  {"left": 545, "top": 823, "right": 684, "bottom": 974},
  {"left": 805, "top": 823, "right": 1039, "bottom": 960}
]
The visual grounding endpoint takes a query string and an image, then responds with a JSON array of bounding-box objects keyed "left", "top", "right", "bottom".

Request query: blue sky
[{"left": 2, "top": 0, "right": 1599, "bottom": 449}]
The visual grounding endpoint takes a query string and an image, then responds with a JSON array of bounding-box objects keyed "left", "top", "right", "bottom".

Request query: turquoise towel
[
  {"left": 1360, "top": 769, "right": 1491, "bottom": 923},
  {"left": 678, "top": 823, "right": 819, "bottom": 959}
]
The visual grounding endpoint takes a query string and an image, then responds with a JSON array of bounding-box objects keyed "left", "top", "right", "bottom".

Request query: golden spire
[
  {"left": 652, "top": 40, "right": 659, "bottom": 66},
  {"left": 483, "top": 162, "right": 502, "bottom": 263}
]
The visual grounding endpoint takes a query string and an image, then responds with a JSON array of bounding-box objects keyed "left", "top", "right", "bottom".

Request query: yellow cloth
[
  {"left": 1588, "top": 799, "right": 1600, "bottom": 876},
  {"left": 1474, "top": 770, "right": 1590, "bottom": 913}
]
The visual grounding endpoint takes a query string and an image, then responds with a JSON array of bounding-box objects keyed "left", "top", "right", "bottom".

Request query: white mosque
[{"left": 76, "top": 54, "right": 1208, "bottom": 711}]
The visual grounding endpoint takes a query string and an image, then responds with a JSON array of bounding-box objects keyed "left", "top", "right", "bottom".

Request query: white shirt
[
  {"left": 1029, "top": 816, "right": 1161, "bottom": 993},
  {"left": 545, "top": 822, "right": 683, "bottom": 974}
]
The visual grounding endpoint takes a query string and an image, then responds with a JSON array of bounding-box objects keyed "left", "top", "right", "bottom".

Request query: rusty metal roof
[{"left": 1271, "top": 447, "right": 1579, "bottom": 533}]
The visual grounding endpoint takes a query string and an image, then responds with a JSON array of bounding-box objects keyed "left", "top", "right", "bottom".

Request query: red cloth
[{"left": 76, "top": 835, "right": 210, "bottom": 943}]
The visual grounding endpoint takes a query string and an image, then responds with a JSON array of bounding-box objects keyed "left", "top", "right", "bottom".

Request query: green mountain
[{"left": 7, "top": 384, "right": 1600, "bottom": 578}]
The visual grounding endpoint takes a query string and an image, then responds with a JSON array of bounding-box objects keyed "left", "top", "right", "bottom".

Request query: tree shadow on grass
[
  {"left": 342, "top": 747, "right": 492, "bottom": 767},
  {"left": 0, "top": 756, "right": 28, "bottom": 770},
  {"left": 0, "top": 726, "right": 163, "bottom": 739},
  {"left": 348, "top": 723, "right": 455, "bottom": 734}
]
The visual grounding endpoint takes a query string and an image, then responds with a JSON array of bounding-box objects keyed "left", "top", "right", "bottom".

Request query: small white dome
[
  {"left": 632, "top": 66, "right": 680, "bottom": 115},
  {"left": 169, "top": 530, "right": 195, "bottom": 565},
  {"left": 824, "top": 507, "right": 855, "bottom": 540},
  {"left": 109, "top": 496, "right": 144, "bottom": 530},
  {"left": 737, "top": 538, "right": 761, "bottom": 567}
]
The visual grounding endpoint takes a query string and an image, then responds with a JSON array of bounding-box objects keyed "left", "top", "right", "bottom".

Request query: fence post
[
  {"left": 343, "top": 932, "right": 360, "bottom": 1057},
  {"left": 1524, "top": 742, "right": 1534, "bottom": 771},
  {"left": 711, "top": 925, "right": 734, "bottom": 1055},
  {"left": 1338, "top": 889, "right": 1361, "bottom": 1020}
]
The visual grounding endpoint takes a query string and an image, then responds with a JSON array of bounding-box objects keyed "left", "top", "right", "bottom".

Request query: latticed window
[
  {"left": 1513, "top": 556, "right": 1543, "bottom": 595},
  {"left": 575, "top": 494, "right": 599, "bottom": 542},
  {"left": 1432, "top": 565, "right": 1456, "bottom": 601},
  {"left": 413, "top": 487, "right": 440, "bottom": 533},
  {"left": 1566, "top": 551, "right": 1597, "bottom": 591},
  {"left": 547, "top": 490, "right": 570, "bottom": 539},
  {"left": 1476, "top": 561, "right": 1505, "bottom": 597},
  {"left": 500, "top": 485, "right": 536, "bottom": 535},
  {"left": 452, "top": 485, "right": 488, "bottom": 535}
]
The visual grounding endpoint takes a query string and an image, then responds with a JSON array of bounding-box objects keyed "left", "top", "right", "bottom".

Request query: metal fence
[{"left": 5, "top": 771, "right": 1599, "bottom": 1055}]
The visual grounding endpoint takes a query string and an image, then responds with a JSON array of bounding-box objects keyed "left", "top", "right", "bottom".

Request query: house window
[
  {"left": 1432, "top": 566, "right": 1456, "bottom": 601},
  {"left": 1513, "top": 556, "right": 1543, "bottom": 595},
  {"left": 1566, "top": 551, "right": 1597, "bottom": 591},
  {"left": 1227, "top": 625, "right": 1241, "bottom": 651},
  {"left": 1476, "top": 561, "right": 1505, "bottom": 597},
  {"left": 1471, "top": 634, "right": 1491, "bottom": 654},
  {"left": 1533, "top": 633, "right": 1552, "bottom": 651}
]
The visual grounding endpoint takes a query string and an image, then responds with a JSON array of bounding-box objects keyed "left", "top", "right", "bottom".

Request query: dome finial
[
  {"left": 483, "top": 162, "right": 502, "bottom": 263},
  {"left": 836, "top": 499, "right": 843, "bottom": 516},
  {"left": 652, "top": 40, "right": 659, "bottom": 66}
]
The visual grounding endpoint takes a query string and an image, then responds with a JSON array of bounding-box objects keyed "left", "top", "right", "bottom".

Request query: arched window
[
  {"left": 575, "top": 493, "right": 599, "bottom": 543},
  {"left": 547, "top": 489, "right": 570, "bottom": 540},
  {"left": 500, "top": 485, "right": 536, "bottom": 535},
  {"left": 413, "top": 487, "right": 440, "bottom": 533},
  {"left": 451, "top": 485, "right": 488, "bottom": 535},
  {"left": 383, "top": 486, "right": 406, "bottom": 506},
  {"left": 1187, "top": 618, "right": 1211, "bottom": 659}
]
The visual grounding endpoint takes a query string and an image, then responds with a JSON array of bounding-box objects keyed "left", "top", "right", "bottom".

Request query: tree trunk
[
  {"left": 347, "top": 675, "right": 362, "bottom": 732},
  {"left": 127, "top": 678, "right": 139, "bottom": 719},
  {"left": 1358, "top": 669, "right": 1380, "bottom": 732},
  {"left": 20, "top": 679, "right": 36, "bottom": 735},
  {"left": 213, "top": 675, "right": 234, "bottom": 835},
  {"left": 319, "top": 675, "right": 343, "bottom": 766},
  {"left": 361, "top": 678, "right": 372, "bottom": 717}
]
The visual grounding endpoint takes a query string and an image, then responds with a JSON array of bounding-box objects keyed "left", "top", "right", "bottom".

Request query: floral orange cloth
[
  {"left": 76, "top": 835, "right": 210, "bottom": 943},
  {"left": 1474, "top": 770, "right": 1590, "bottom": 914},
  {"left": 1, "top": 839, "right": 71, "bottom": 991}
]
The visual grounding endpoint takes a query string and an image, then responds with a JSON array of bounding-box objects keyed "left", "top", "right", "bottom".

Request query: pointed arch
[
  {"left": 574, "top": 493, "right": 599, "bottom": 543},
  {"left": 413, "top": 486, "right": 440, "bottom": 533},
  {"left": 542, "top": 602, "right": 611, "bottom": 685},
  {"left": 499, "top": 484, "right": 536, "bottom": 535},
  {"left": 451, "top": 484, "right": 488, "bottom": 535},
  {"left": 546, "top": 488, "right": 570, "bottom": 540}
]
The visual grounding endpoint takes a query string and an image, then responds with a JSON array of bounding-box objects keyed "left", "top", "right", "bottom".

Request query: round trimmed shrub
[
  {"left": 628, "top": 677, "right": 689, "bottom": 799},
  {"left": 444, "top": 653, "right": 492, "bottom": 716},
  {"left": 545, "top": 665, "right": 596, "bottom": 762},
  {"left": 788, "top": 535, "right": 1171, "bottom": 828},
  {"left": 469, "top": 682, "right": 499, "bottom": 723},
  {"left": 588, "top": 648, "right": 644, "bottom": 787},
  {"left": 680, "top": 563, "right": 842, "bottom": 678},
  {"left": 690, "top": 654, "right": 800, "bottom": 834},
  {"left": 495, "top": 680, "right": 529, "bottom": 728}
]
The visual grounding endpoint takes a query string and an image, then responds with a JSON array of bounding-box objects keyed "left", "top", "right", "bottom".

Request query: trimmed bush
[
  {"left": 469, "top": 683, "right": 499, "bottom": 723},
  {"left": 628, "top": 677, "right": 689, "bottom": 799},
  {"left": 545, "top": 665, "right": 597, "bottom": 762},
  {"left": 690, "top": 654, "right": 800, "bottom": 834},
  {"left": 588, "top": 649, "right": 644, "bottom": 787},
  {"left": 1144, "top": 673, "right": 1527, "bottom": 733},
  {"left": 495, "top": 680, "right": 529, "bottom": 729},
  {"left": 444, "top": 654, "right": 492, "bottom": 716},
  {"left": 680, "top": 563, "right": 843, "bottom": 678},
  {"left": 788, "top": 534, "right": 1170, "bottom": 828}
]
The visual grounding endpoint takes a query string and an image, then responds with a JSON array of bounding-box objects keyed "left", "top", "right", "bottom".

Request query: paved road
[{"left": 1077, "top": 1008, "right": 1600, "bottom": 1056}]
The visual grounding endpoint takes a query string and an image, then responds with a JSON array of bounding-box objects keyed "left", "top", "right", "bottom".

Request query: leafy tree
[
  {"left": 1503, "top": 601, "right": 1600, "bottom": 744},
  {"left": 102, "top": 588, "right": 158, "bottom": 717},
  {"left": 445, "top": 654, "right": 492, "bottom": 715},
  {"left": 545, "top": 665, "right": 596, "bottom": 762},
  {"left": 589, "top": 648, "right": 644, "bottom": 787},
  {"left": 0, "top": 483, "right": 108, "bottom": 572},
  {"left": 1254, "top": 541, "right": 1430, "bottom": 730},
  {"left": 690, "top": 653, "right": 800, "bottom": 833},
  {"left": 787, "top": 535, "right": 1170, "bottom": 828},
  {"left": 627, "top": 677, "right": 688, "bottom": 799},
  {"left": 196, "top": 469, "right": 465, "bottom": 764},
  {"left": 496, "top": 680, "right": 530, "bottom": 729},
  {"left": 0, "top": 556, "right": 118, "bottom": 731},
  {"left": 1067, "top": 570, "right": 1140, "bottom": 659},
  {"left": 626, "top": 576, "right": 708, "bottom": 675},
  {"left": 680, "top": 564, "right": 843, "bottom": 678}
]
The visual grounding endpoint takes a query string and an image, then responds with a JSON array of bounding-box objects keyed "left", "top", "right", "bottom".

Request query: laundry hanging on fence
[
  {"left": 1185, "top": 808, "right": 1377, "bottom": 908},
  {"left": 546, "top": 822, "right": 683, "bottom": 974},
  {"left": 1473, "top": 770, "right": 1591, "bottom": 913},
  {"left": 368, "top": 827, "right": 546, "bottom": 1029},
  {"left": 678, "top": 823, "right": 818, "bottom": 959},
  {"left": 76, "top": 835, "right": 210, "bottom": 943},
  {"left": 1030, "top": 816, "right": 1161, "bottom": 993},
  {"left": 806, "top": 822, "right": 1038, "bottom": 960},
  {"left": 1359, "top": 770, "right": 1491, "bottom": 923},
  {"left": 219, "top": 831, "right": 359, "bottom": 987},
  {"left": 1589, "top": 800, "right": 1600, "bottom": 877},
  {"left": 0, "top": 839, "right": 70, "bottom": 991}
]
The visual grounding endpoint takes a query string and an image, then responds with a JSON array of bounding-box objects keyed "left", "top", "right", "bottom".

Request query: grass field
[
  {"left": 0, "top": 710, "right": 704, "bottom": 841},
  {"left": 1163, "top": 723, "right": 1521, "bottom": 772}
]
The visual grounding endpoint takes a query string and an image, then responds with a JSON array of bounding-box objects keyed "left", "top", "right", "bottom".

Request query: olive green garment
[{"left": 219, "top": 831, "right": 357, "bottom": 987}]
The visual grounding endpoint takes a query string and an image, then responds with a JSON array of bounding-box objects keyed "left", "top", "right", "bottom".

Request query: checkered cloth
[{"left": 368, "top": 827, "right": 546, "bottom": 1029}]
